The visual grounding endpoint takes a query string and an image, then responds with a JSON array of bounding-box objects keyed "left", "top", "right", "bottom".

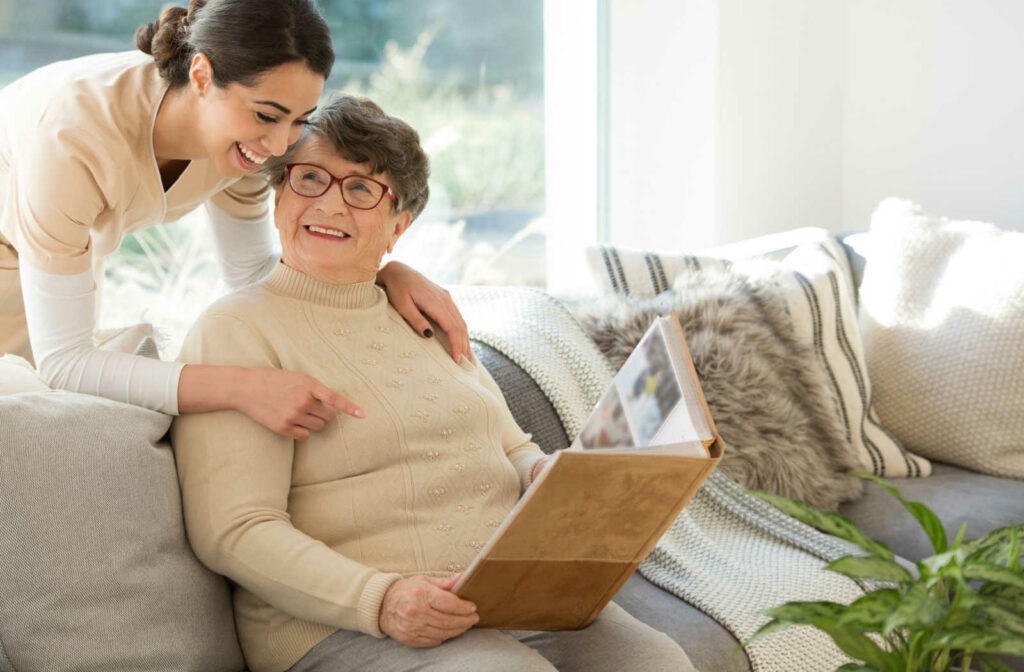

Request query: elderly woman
[{"left": 170, "top": 93, "right": 695, "bottom": 672}]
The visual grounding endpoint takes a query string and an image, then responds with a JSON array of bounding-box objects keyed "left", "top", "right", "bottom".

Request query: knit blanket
[{"left": 453, "top": 285, "right": 873, "bottom": 672}]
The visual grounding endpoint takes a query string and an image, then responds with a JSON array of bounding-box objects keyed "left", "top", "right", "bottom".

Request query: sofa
[{"left": 1, "top": 215, "right": 1022, "bottom": 672}]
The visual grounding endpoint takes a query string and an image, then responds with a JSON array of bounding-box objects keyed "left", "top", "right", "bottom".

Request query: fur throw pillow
[{"left": 572, "top": 267, "right": 864, "bottom": 510}]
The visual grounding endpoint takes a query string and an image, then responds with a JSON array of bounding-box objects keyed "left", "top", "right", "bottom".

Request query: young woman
[{"left": 0, "top": 0, "right": 471, "bottom": 440}]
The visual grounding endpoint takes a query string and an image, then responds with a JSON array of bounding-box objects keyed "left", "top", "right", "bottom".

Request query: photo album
[{"left": 454, "top": 312, "right": 724, "bottom": 630}]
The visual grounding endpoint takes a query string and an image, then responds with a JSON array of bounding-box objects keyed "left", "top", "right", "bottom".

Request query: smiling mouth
[
  {"left": 234, "top": 142, "right": 267, "bottom": 168},
  {"left": 304, "top": 225, "right": 351, "bottom": 240}
]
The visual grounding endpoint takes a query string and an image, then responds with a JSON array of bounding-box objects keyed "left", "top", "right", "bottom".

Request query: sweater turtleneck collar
[{"left": 262, "top": 260, "right": 383, "bottom": 309}]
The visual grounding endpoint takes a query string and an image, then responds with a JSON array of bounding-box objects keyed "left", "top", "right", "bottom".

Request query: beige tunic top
[
  {"left": 0, "top": 50, "right": 269, "bottom": 275},
  {"left": 171, "top": 262, "right": 546, "bottom": 672}
]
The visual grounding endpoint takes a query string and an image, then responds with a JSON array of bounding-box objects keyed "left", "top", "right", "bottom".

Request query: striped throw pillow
[
  {"left": 584, "top": 245, "right": 730, "bottom": 297},
  {"left": 734, "top": 238, "right": 930, "bottom": 478}
]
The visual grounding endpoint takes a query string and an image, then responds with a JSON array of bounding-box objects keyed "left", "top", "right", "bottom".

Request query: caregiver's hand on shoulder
[
  {"left": 377, "top": 261, "right": 472, "bottom": 364},
  {"left": 379, "top": 574, "right": 479, "bottom": 648},
  {"left": 238, "top": 368, "right": 364, "bottom": 440}
]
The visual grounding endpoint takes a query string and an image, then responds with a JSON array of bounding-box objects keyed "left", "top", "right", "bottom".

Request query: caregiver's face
[
  {"left": 194, "top": 58, "right": 325, "bottom": 177},
  {"left": 274, "top": 135, "right": 411, "bottom": 284}
]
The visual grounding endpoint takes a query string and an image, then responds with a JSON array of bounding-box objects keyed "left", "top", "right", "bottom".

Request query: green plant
[{"left": 745, "top": 473, "right": 1024, "bottom": 672}]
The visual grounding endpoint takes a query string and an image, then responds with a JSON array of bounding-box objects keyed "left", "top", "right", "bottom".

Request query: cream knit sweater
[{"left": 170, "top": 262, "right": 545, "bottom": 672}]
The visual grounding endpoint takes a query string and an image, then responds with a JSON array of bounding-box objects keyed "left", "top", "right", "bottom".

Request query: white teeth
[
  {"left": 308, "top": 226, "right": 350, "bottom": 238},
  {"left": 237, "top": 143, "right": 267, "bottom": 165}
]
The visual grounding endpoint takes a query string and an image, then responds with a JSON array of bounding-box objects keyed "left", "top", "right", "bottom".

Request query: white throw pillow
[{"left": 859, "top": 199, "right": 1024, "bottom": 479}]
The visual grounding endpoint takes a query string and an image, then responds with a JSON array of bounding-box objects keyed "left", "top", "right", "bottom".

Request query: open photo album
[
  {"left": 454, "top": 312, "right": 723, "bottom": 630},
  {"left": 571, "top": 313, "right": 714, "bottom": 457}
]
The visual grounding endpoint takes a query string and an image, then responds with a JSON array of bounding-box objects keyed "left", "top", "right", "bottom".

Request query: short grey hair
[{"left": 263, "top": 93, "right": 430, "bottom": 220}]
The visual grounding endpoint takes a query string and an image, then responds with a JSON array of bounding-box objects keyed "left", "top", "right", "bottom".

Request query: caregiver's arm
[
  {"left": 19, "top": 261, "right": 360, "bottom": 433},
  {"left": 172, "top": 312, "right": 402, "bottom": 636},
  {"left": 207, "top": 174, "right": 279, "bottom": 290},
  {"left": 376, "top": 261, "right": 473, "bottom": 364},
  {"left": 19, "top": 261, "right": 185, "bottom": 413}
]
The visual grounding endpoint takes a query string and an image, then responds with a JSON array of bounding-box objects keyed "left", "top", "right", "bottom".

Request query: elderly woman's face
[{"left": 274, "top": 135, "right": 411, "bottom": 284}]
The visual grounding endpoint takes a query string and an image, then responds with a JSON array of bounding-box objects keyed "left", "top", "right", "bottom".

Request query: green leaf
[
  {"left": 738, "top": 618, "right": 790, "bottom": 649},
  {"left": 1009, "top": 526, "right": 1020, "bottom": 572},
  {"left": 827, "top": 556, "right": 914, "bottom": 584},
  {"left": 920, "top": 548, "right": 966, "bottom": 576},
  {"left": 835, "top": 665, "right": 881, "bottom": 672},
  {"left": 953, "top": 522, "right": 969, "bottom": 548},
  {"left": 922, "top": 627, "right": 1024, "bottom": 656},
  {"left": 854, "top": 472, "right": 948, "bottom": 554},
  {"left": 978, "top": 604, "right": 1024, "bottom": 637},
  {"left": 964, "top": 525, "right": 1024, "bottom": 566},
  {"left": 964, "top": 562, "right": 1024, "bottom": 589},
  {"left": 980, "top": 583, "right": 1024, "bottom": 611},
  {"left": 763, "top": 600, "right": 848, "bottom": 623},
  {"left": 747, "top": 490, "right": 894, "bottom": 560},
  {"left": 815, "top": 624, "right": 900, "bottom": 672},
  {"left": 757, "top": 601, "right": 900, "bottom": 670},
  {"left": 838, "top": 589, "right": 902, "bottom": 631},
  {"left": 884, "top": 583, "right": 945, "bottom": 635}
]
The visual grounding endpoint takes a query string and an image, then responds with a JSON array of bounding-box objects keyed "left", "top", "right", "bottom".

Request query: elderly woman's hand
[
  {"left": 237, "top": 368, "right": 365, "bottom": 440},
  {"left": 379, "top": 574, "right": 479, "bottom": 647},
  {"left": 376, "top": 261, "right": 472, "bottom": 364}
]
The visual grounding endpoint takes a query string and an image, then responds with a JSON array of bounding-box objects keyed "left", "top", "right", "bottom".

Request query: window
[{"left": 0, "top": 0, "right": 547, "bottom": 353}]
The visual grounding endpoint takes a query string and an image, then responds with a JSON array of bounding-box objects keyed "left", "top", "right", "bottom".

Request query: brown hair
[
  {"left": 264, "top": 93, "right": 431, "bottom": 221},
  {"left": 135, "top": 0, "right": 334, "bottom": 88}
]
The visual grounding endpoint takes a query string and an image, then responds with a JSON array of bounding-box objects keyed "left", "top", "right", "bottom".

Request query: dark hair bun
[
  {"left": 135, "top": 0, "right": 333, "bottom": 89},
  {"left": 134, "top": 5, "right": 191, "bottom": 84}
]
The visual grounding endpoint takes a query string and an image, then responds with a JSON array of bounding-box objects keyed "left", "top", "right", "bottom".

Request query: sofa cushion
[
  {"left": 614, "top": 573, "right": 751, "bottom": 672},
  {"left": 0, "top": 391, "right": 245, "bottom": 672},
  {"left": 839, "top": 461, "right": 1024, "bottom": 563},
  {"left": 859, "top": 199, "right": 1024, "bottom": 479}
]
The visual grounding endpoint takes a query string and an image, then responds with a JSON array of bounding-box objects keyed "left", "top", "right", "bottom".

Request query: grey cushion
[
  {"left": 840, "top": 461, "right": 1024, "bottom": 562},
  {"left": 0, "top": 391, "right": 245, "bottom": 672},
  {"left": 615, "top": 574, "right": 751, "bottom": 672}
]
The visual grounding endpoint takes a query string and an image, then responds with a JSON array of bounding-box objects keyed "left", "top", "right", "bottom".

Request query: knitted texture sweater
[{"left": 170, "top": 262, "right": 545, "bottom": 672}]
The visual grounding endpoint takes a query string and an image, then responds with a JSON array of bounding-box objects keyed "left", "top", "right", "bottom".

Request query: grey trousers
[{"left": 286, "top": 602, "right": 696, "bottom": 672}]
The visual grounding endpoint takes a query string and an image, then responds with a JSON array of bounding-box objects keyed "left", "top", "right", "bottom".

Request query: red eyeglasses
[{"left": 285, "top": 163, "right": 399, "bottom": 210}]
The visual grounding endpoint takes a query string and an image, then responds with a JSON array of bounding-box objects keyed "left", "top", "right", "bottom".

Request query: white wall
[
  {"left": 603, "top": 0, "right": 848, "bottom": 251},
  {"left": 844, "top": 0, "right": 1024, "bottom": 232},
  {"left": 607, "top": 0, "right": 719, "bottom": 252},
  {"left": 715, "top": 0, "right": 846, "bottom": 244}
]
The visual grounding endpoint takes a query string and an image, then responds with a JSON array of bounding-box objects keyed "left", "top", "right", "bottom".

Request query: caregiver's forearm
[{"left": 177, "top": 363, "right": 253, "bottom": 414}]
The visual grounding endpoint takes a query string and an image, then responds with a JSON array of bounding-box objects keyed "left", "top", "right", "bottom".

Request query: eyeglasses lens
[{"left": 289, "top": 165, "right": 385, "bottom": 209}]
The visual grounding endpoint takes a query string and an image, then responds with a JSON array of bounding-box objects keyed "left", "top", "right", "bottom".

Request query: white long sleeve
[
  {"left": 19, "top": 260, "right": 184, "bottom": 414},
  {"left": 205, "top": 201, "right": 280, "bottom": 291}
]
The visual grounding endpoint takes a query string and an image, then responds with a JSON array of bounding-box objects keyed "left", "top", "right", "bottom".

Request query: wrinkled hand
[
  {"left": 378, "top": 261, "right": 472, "bottom": 364},
  {"left": 379, "top": 574, "right": 479, "bottom": 648},
  {"left": 532, "top": 456, "right": 554, "bottom": 482},
  {"left": 237, "top": 368, "right": 363, "bottom": 440}
]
